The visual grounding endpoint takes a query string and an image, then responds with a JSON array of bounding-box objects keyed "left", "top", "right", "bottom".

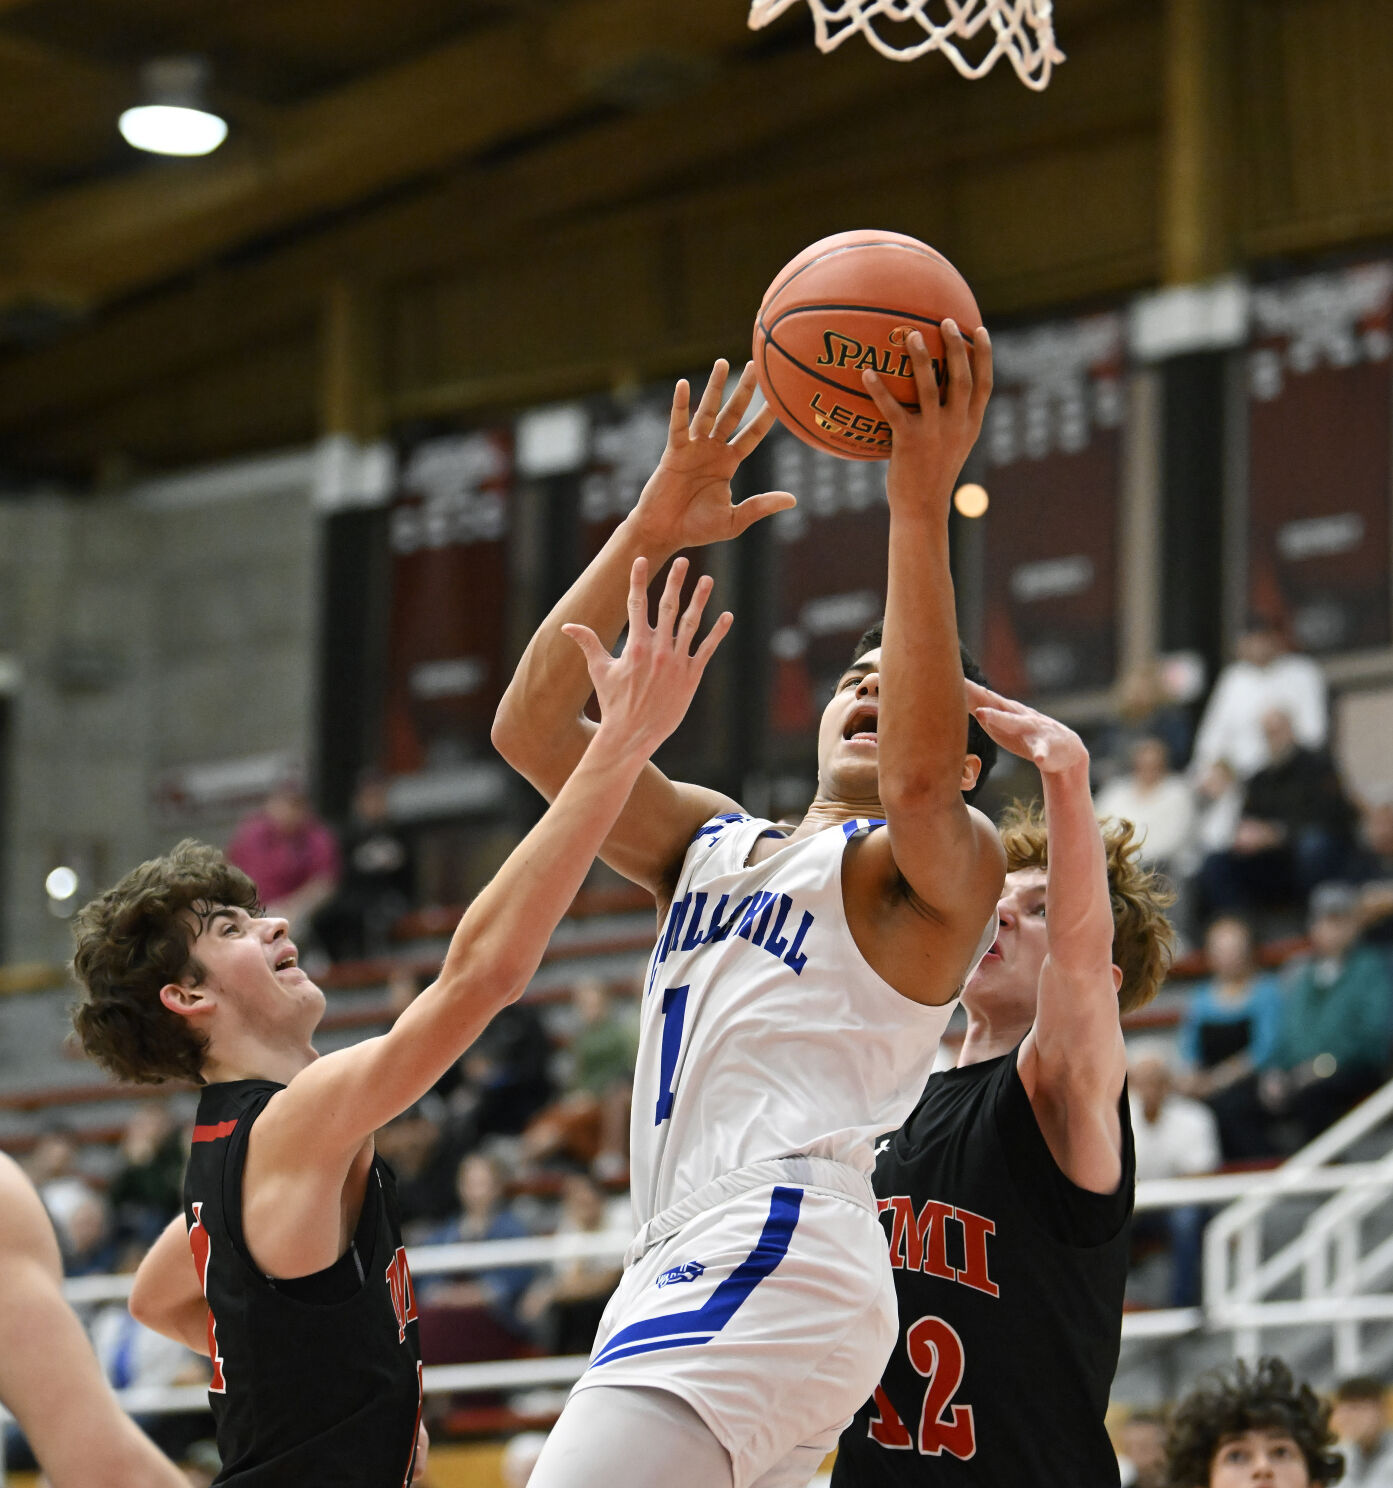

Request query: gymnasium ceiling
[{"left": 0, "top": 0, "right": 1390, "bottom": 479}]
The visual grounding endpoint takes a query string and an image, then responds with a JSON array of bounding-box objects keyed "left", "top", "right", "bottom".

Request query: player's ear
[
  {"left": 161, "top": 981, "right": 212, "bottom": 1019},
  {"left": 1110, "top": 964, "right": 1123, "bottom": 996},
  {"left": 960, "top": 754, "right": 982, "bottom": 792}
]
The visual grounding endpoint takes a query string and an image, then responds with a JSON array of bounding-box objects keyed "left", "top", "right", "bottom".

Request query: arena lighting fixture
[
  {"left": 953, "top": 483, "right": 990, "bottom": 519},
  {"left": 44, "top": 866, "right": 79, "bottom": 901},
  {"left": 119, "top": 58, "right": 228, "bottom": 157}
]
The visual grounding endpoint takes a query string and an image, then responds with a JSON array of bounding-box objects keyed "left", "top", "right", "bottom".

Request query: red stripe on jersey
[{"left": 191, "top": 1119, "right": 238, "bottom": 1143}]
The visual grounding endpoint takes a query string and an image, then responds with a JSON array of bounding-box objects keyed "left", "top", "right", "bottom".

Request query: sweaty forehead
[
  {"left": 1003, "top": 868, "right": 1047, "bottom": 895},
  {"left": 845, "top": 647, "right": 881, "bottom": 677}
]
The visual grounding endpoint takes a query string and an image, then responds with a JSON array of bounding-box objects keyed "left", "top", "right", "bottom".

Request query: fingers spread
[
  {"left": 730, "top": 399, "right": 778, "bottom": 461},
  {"left": 561, "top": 623, "right": 606, "bottom": 668},
  {"left": 668, "top": 380, "right": 691, "bottom": 442},
  {"left": 733, "top": 489, "right": 797, "bottom": 535},
  {"left": 691, "top": 360, "right": 729, "bottom": 438},
  {"left": 627, "top": 555, "right": 651, "bottom": 633},
  {"left": 694, "top": 610, "right": 734, "bottom": 667},
  {"left": 676, "top": 574, "right": 714, "bottom": 653},
  {"left": 713, "top": 361, "right": 759, "bottom": 443},
  {"left": 656, "top": 555, "right": 688, "bottom": 630}
]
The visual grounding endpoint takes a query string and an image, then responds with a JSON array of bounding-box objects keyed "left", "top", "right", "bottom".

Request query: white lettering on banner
[
  {"left": 1249, "top": 263, "right": 1393, "bottom": 401},
  {"left": 770, "top": 431, "right": 882, "bottom": 542},
  {"left": 581, "top": 403, "right": 671, "bottom": 524},
  {"left": 409, "top": 658, "right": 488, "bottom": 700},
  {"left": 391, "top": 433, "right": 509, "bottom": 553},
  {"left": 1276, "top": 513, "right": 1366, "bottom": 562},
  {"left": 800, "top": 591, "right": 881, "bottom": 638},
  {"left": 1009, "top": 555, "right": 1095, "bottom": 603},
  {"left": 983, "top": 314, "right": 1125, "bottom": 466}
]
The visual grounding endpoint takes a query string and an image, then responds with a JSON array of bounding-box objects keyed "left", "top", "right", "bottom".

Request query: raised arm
[
  {"left": 492, "top": 360, "right": 792, "bottom": 897},
  {"left": 261, "top": 559, "right": 730, "bottom": 1178},
  {"left": 967, "top": 682, "right": 1129, "bottom": 1193},
  {"left": 0, "top": 1156, "right": 187, "bottom": 1488},
  {"left": 858, "top": 324, "right": 1004, "bottom": 923}
]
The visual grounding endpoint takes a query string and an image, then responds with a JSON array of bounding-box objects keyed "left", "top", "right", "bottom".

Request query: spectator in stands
[
  {"left": 422, "top": 1152, "right": 535, "bottom": 1338},
  {"left": 373, "top": 1100, "right": 461, "bottom": 1237},
  {"left": 1191, "top": 616, "right": 1327, "bottom": 781},
  {"left": 226, "top": 778, "right": 340, "bottom": 938},
  {"left": 1129, "top": 1044, "right": 1221, "bottom": 1306},
  {"left": 1331, "top": 1378, "right": 1393, "bottom": 1488},
  {"left": 312, "top": 772, "right": 417, "bottom": 962},
  {"left": 1118, "top": 1409, "right": 1170, "bottom": 1488},
  {"left": 25, "top": 1125, "right": 91, "bottom": 1245},
  {"left": 522, "top": 977, "right": 639, "bottom": 1179},
  {"left": 108, "top": 1102, "right": 187, "bottom": 1246},
  {"left": 1164, "top": 1356, "right": 1343, "bottom": 1486},
  {"left": 1213, "top": 883, "right": 1392, "bottom": 1158},
  {"left": 1198, "top": 709, "right": 1357, "bottom": 919},
  {"left": 452, "top": 1000, "right": 555, "bottom": 1146},
  {"left": 1095, "top": 735, "right": 1197, "bottom": 878},
  {"left": 58, "top": 1185, "right": 119, "bottom": 1277},
  {"left": 1179, "top": 916, "right": 1283, "bottom": 1111},
  {"left": 1348, "top": 796, "right": 1393, "bottom": 948},
  {"left": 520, "top": 1171, "right": 625, "bottom": 1356}
]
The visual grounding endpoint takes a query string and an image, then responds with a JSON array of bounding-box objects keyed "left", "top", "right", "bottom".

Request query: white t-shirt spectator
[
  {"left": 1095, "top": 774, "right": 1196, "bottom": 865},
  {"left": 1191, "top": 654, "right": 1327, "bottom": 778},
  {"left": 1339, "top": 1434, "right": 1393, "bottom": 1488},
  {"left": 1130, "top": 1092, "right": 1222, "bottom": 1184}
]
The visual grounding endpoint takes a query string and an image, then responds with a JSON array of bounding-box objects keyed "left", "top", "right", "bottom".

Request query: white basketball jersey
[{"left": 629, "top": 812, "right": 996, "bottom": 1227}]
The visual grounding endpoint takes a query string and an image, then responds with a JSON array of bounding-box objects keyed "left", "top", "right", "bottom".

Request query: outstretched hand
[
  {"left": 630, "top": 360, "right": 796, "bottom": 551},
  {"left": 861, "top": 320, "right": 992, "bottom": 509},
  {"left": 563, "top": 555, "right": 731, "bottom": 757},
  {"left": 965, "top": 679, "right": 1088, "bottom": 778}
]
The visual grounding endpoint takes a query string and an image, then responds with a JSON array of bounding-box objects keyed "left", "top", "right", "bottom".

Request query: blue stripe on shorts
[{"left": 588, "top": 1186, "right": 804, "bottom": 1370}]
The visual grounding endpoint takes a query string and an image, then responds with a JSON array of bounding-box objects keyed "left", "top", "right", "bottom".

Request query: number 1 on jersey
[{"left": 654, "top": 984, "right": 689, "bottom": 1124}]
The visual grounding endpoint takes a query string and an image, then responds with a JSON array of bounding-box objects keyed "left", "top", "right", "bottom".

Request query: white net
[{"left": 748, "top": 0, "right": 1064, "bottom": 91}]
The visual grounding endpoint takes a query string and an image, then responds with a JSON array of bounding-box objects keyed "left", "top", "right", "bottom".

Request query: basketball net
[{"left": 748, "top": 0, "right": 1064, "bottom": 91}]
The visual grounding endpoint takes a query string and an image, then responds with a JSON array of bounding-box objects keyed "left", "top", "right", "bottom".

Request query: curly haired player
[
  {"left": 834, "top": 682, "right": 1175, "bottom": 1488},
  {"left": 1165, "top": 1357, "right": 1344, "bottom": 1487},
  {"left": 69, "top": 560, "right": 729, "bottom": 1488}
]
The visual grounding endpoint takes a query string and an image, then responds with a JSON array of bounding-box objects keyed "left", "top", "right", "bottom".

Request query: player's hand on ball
[
  {"left": 862, "top": 320, "right": 992, "bottom": 508},
  {"left": 964, "top": 679, "right": 1088, "bottom": 778},
  {"left": 563, "top": 555, "right": 732, "bottom": 756},
  {"left": 630, "top": 360, "right": 795, "bottom": 551}
]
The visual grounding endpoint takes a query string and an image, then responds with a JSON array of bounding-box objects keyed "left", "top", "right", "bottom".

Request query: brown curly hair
[
  {"left": 71, "top": 840, "right": 260, "bottom": 1085},
  {"left": 1165, "top": 1357, "right": 1343, "bottom": 1486},
  {"left": 997, "top": 800, "right": 1175, "bottom": 1014}
]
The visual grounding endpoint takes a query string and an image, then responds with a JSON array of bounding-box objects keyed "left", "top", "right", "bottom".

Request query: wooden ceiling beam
[{"left": 0, "top": 0, "right": 755, "bottom": 312}]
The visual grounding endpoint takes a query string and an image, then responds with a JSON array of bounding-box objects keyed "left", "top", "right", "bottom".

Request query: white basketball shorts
[{"left": 569, "top": 1180, "right": 897, "bottom": 1488}]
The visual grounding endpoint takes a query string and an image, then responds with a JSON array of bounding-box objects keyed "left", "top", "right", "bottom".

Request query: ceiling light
[
  {"left": 953, "top": 483, "right": 990, "bottom": 519},
  {"left": 119, "top": 58, "right": 228, "bottom": 157},
  {"left": 45, "top": 866, "right": 79, "bottom": 901}
]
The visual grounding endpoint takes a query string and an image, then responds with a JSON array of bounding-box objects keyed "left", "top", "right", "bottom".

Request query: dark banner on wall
[
  {"left": 382, "top": 429, "right": 513, "bottom": 775},
  {"left": 1246, "top": 260, "right": 1393, "bottom": 654},
  {"left": 977, "top": 313, "right": 1127, "bottom": 698},
  {"left": 761, "top": 430, "right": 889, "bottom": 767}
]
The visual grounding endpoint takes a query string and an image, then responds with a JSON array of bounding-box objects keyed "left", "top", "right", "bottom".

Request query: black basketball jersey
[
  {"left": 832, "top": 1048, "right": 1134, "bottom": 1488},
  {"left": 183, "top": 1080, "right": 423, "bottom": 1487}
]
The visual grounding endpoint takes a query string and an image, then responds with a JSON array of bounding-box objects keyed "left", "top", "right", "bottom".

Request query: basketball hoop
[{"left": 748, "top": 0, "right": 1064, "bottom": 91}]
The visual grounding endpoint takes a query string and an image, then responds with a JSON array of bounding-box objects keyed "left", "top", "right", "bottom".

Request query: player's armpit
[{"left": 129, "top": 1213, "right": 211, "bottom": 1356}]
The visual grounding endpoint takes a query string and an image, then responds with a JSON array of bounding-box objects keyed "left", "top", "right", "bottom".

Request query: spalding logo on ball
[{"left": 753, "top": 230, "right": 981, "bottom": 461}]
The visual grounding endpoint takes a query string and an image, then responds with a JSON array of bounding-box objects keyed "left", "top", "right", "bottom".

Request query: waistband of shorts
[{"left": 624, "top": 1155, "right": 876, "bottom": 1268}]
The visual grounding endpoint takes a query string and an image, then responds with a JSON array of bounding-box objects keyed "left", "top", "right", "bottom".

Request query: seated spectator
[
  {"left": 1129, "top": 1045, "right": 1221, "bottom": 1306},
  {"left": 1095, "top": 736, "right": 1196, "bottom": 878},
  {"left": 520, "top": 1172, "right": 626, "bottom": 1356},
  {"left": 226, "top": 778, "right": 340, "bottom": 938},
  {"left": 1118, "top": 1409, "right": 1169, "bottom": 1488},
  {"left": 522, "top": 978, "right": 639, "bottom": 1178},
  {"left": 1331, "top": 1377, "right": 1393, "bottom": 1488},
  {"left": 61, "top": 1186, "right": 120, "bottom": 1277},
  {"left": 312, "top": 772, "right": 417, "bottom": 962},
  {"left": 108, "top": 1101, "right": 187, "bottom": 1246},
  {"left": 373, "top": 1101, "right": 461, "bottom": 1237},
  {"left": 453, "top": 1001, "right": 555, "bottom": 1146},
  {"left": 1198, "top": 709, "right": 1357, "bottom": 919},
  {"left": 1164, "top": 1356, "right": 1343, "bottom": 1487},
  {"left": 1191, "top": 616, "right": 1327, "bottom": 780},
  {"left": 24, "top": 1125, "right": 91, "bottom": 1244},
  {"left": 1179, "top": 916, "right": 1283, "bottom": 1105},
  {"left": 1210, "top": 883, "right": 1393, "bottom": 1158},
  {"left": 422, "top": 1152, "right": 535, "bottom": 1338},
  {"left": 1348, "top": 796, "right": 1393, "bottom": 947}
]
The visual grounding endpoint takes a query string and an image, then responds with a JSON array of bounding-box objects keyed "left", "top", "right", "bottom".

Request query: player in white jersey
[{"left": 493, "top": 322, "right": 1004, "bottom": 1488}]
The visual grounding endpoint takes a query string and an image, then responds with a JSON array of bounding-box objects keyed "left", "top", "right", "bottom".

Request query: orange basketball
[{"left": 753, "top": 230, "right": 981, "bottom": 461}]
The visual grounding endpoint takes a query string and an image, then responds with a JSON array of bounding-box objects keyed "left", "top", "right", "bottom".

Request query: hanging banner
[
  {"left": 1246, "top": 260, "right": 1393, "bottom": 654},
  {"left": 382, "top": 429, "right": 513, "bottom": 776},
  {"left": 977, "top": 312, "right": 1127, "bottom": 698}
]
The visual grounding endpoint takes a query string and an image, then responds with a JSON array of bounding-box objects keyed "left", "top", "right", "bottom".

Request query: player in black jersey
[
  {"left": 68, "top": 558, "right": 729, "bottom": 1488},
  {"left": 834, "top": 683, "right": 1175, "bottom": 1488}
]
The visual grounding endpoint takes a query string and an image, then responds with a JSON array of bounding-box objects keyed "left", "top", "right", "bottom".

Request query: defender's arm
[
  {"left": 0, "top": 1156, "right": 188, "bottom": 1488},
  {"left": 492, "top": 362, "right": 790, "bottom": 897},
  {"left": 970, "top": 685, "right": 1130, "bottom": 1193}
]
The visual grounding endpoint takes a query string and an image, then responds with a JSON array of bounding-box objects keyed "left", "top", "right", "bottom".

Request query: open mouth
[
  {"left": 274, "top": 949, "right": 299, "bottom": 974},
  {"left": 844, "top": 705, "right": 878, "bottom": 743},
  {"left": 981, "top": 939, "right": 1002, "bottom": 962}
]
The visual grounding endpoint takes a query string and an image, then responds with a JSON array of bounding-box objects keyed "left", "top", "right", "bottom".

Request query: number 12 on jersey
[
  {"left": 654, "top": 984, "right": 689, "bottom": 1124},
  {"left": 867, "top": 1315, "right": 976, "bottom": 1459}
]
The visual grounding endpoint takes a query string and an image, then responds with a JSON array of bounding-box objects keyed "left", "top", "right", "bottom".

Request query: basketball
[{"left": 752, "top": 230, "right": 981, "bottom": 461}]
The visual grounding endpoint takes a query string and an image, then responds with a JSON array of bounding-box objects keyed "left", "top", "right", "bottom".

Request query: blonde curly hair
[{"left": 997, "top": 801, "right": 1176, "bottom": 1014}]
